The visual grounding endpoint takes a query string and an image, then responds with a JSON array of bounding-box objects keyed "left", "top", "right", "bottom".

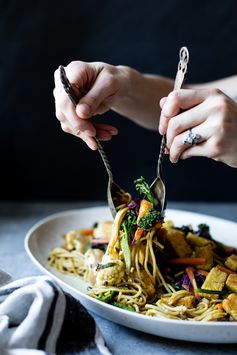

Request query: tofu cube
[
  {"left": 225, "top": 254, "right": 237, "bottom": 272},
  {"left": 186, "top": 232, "right": 210, "bottom": 247},
  {"left": 222, "top": 293, "right": 237, "bottom": 320},
  {"left": 176, "top": 295, "right": 195, "bottom": 309},
  {"left": 195, "top": 245, "right": 213, "bottom": 271},
  {"left": 201, "top": 267, "right": 228, "bottom": 298},
  {"left": 226, "top": 273, "right": 237, "bottom": 293},
  {"left": 164, "top": 228, "right": 192, "bottom": 258}
]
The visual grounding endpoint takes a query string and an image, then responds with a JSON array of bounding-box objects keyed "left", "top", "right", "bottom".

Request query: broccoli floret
[
  {"left": 134, "top": 176, "right": 154, "bottom": 203},
  {"left": 198, "top": 223, "right": 210, "bottom": 234},
  {"left": 138, "top": 208, "right": 162, "bottom": 231},
  {"left": 122, "top": 210, "right": 137, "bottom": 237}
]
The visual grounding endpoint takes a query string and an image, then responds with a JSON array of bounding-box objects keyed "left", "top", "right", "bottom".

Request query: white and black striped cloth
[{"left": 0, "top": 272, "right": 111, "bottom": 355}]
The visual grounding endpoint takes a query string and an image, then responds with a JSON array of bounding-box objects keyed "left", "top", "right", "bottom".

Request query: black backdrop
[{"left": 1, "top": 0, "right": 237, "bottom": 202}]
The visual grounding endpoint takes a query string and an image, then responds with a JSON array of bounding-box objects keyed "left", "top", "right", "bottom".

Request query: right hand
[{"left": 53, "top": 61, "right": 128, "bottom": 149}]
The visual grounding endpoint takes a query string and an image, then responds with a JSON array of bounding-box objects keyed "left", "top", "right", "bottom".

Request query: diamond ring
[{"left": 183, "top": 129, "right": 201, "bottom": 146}]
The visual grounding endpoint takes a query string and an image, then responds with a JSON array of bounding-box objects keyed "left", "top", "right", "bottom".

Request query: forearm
[
  {"left": 112, "top": 66, "right": 174, "bottom": 130},
  {"left": 189, "top": 75, "right": 237, "bottom": 101}
]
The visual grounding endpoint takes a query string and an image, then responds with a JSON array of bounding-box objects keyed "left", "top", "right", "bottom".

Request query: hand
[
  {"left": 53, "top": 61, "right": 129, "bottom": 149},
  {"left": 159, "top": 88, "right": 237, "bottom": 168}
]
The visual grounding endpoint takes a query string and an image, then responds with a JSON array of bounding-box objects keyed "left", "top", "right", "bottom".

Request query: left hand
[{"left": 159, "top": 88, "right": 237, "bottom": 168}]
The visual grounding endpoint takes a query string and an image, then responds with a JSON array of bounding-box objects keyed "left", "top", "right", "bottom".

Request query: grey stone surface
[{"left": 0, "top": 201, "right": 237, "bottom": 354}]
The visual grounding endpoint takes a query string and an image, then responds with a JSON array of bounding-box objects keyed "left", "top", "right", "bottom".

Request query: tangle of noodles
[{"left": 48, "top": 180, "right": 237, "bottom": 322}]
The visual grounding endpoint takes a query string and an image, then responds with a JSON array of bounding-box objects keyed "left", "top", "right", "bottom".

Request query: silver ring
[{"left": 183, "top": 129, "right": 201, "bottom": 146}]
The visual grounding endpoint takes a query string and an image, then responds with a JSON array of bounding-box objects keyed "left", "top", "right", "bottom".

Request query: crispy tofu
[
  {"left": 137, "top": 199, "right": 153, "bottom": 223},
  {"left": 176, "top": 295, "right": 195, "bottom": 309},
  {"left": 226, "top": 274, "right": 237, "bottom": 293},
  {"left": 186, "top": 232, "right": 211, "bottom": 247},
  {"left": 222, "top": 293, "right": 237, "bottom": 320},
  {"left": 201, "top": 267, "right": 228, "bottom": 299},
  {"left": 164, "top": 228, "right": 192, "bottom": 258},
  {"left": 195, "top": 245, "right": 213, "bottom": 271},
  {"left": 225, "top": 254, "right": 237, "bottom": 272}
]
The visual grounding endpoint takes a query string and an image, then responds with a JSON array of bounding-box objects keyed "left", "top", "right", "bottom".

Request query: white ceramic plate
[{"left": 25, "top": 207, "right": 237, "bottom": 343}]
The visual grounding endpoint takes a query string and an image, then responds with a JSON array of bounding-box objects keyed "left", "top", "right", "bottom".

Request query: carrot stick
[
  {"left": 185, "top": 267, "right": 197, "bottom": 290},
  {"left": 216, "top": 264, "right": 236, "bottom": 275},
  {"left": 151, "top": 221, "right": 163, "bottom": 231},
  {"left": 168, "top": 257, "right": 206, "bottom": 265},
  {"left": 216, "top": 303, "right": 224, "bottom": 311},
  {"left": 81, "top": 228, "right": 94, "bottom": 236},
  {"left": 135, "top": 227, "right": 143, "bottom": 241}
]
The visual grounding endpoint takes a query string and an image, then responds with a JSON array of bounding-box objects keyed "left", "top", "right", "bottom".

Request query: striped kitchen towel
[{"left": 0, "top": 274, "right": 111, "bottom": 355}]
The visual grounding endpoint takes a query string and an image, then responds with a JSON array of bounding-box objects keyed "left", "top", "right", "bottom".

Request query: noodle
[{"left": 48, "top": 177, "right": 237, "bottom": 322}]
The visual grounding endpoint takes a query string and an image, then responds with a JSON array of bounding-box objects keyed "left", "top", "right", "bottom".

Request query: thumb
[{"left": 76, "top": 73, "right": 117, "bottom": 119}]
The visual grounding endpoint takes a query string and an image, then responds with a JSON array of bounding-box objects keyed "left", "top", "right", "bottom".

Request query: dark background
[{"left": 1, "top": 0, "right": 237, "bottom": 202}]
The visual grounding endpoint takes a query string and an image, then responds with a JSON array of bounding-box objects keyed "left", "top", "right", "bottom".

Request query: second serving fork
[{"left": 150, "top": 47, "right": 190, "bottom": 214}]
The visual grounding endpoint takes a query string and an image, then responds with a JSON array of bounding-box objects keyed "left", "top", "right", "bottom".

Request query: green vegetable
[
  {"left": 121, "top": 210, "right": 137, "bottom": 274},
  {"left": 138, "top": 208, "right": 162, "bottom": 231},
  {"left": 198, "top": 224, "right": 210, "bottom": 234},
  {"left": 176, "top": 225, "right": 193, "bottom": 235},
  {"left": 112, "top": 302, "right": 135, "bottom": 312},
  {"left": 134, "top": 176, "right": 154, "bottom": 203},
  {"left": 96, "top": 262, "right": 116, "bottom": 270},
  {"left": 196, "top": 288, "right": 230, "bottom": 296},
  {"left": 97, "top": 291, "right": 115, "bottom": 303}
]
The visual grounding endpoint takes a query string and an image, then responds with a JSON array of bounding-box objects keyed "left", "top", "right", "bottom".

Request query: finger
[
  {"left": 166, "top": 101, "right": 208, "bottom": 149},
  {"left": 76, "top": 72, "right": 118, "bottom": 118},
  {"left": 159, "top": 89, "right": 210, "bottom": 135},
  {"left": 61, "top": 122, "right": 72, "bottom": 134},
  {"left": 63, "top": 102, "right": 96, "bottom": 136},
  {"left": 96, "top": 129, "right": 113, "bottom": 141},
  {"left": 159, "top": 97, "right": 167, "bottom": 109},
  {"left": 168, "top": 124, "right": 208, "bottom": 163},
  {"left": 60, "top": 119, "right": 97, "bottom": 150},
  {"left": 94, "top": 123, "right": 118, "bottom": 135},
  {"left": 180, "top": 139, "right": 219, "bottom": 161}
]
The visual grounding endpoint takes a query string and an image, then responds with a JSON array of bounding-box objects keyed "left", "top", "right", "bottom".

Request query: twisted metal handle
[
  {"left": 59, "top": 65, "right": 114, "bottom": 181},
  {"left": 157, "top": 47, "right": 189, "bottom": 175}
]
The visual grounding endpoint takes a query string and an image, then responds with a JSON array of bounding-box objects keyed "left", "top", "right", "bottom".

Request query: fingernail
[
  {"left": 77, "top": 103, "right": 90, "bottom": 116},
  {"left": 111, "top": 128, "right": 118, "bottom": 135},
  {"left": 85, "top": 138, "right": 97, "bottom": 150},
  {"left": 159, "top": 126, "right": 164, "bottom": 135},
  {"left": 170, "top": 157, "right": 178, "bottom": 163}
]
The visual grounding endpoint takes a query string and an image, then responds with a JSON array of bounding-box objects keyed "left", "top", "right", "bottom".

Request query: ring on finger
[{"left": 183, "top": 129, "right": 201, "bottom": 146}]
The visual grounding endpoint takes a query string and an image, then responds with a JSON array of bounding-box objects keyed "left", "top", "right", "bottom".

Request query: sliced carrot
[
  {"left": 135, "top": 227, "right": 144, "bottom": 241},
  {"left": 216, "top": 303, "right": 224, "bottom": 311},
  {"left": 151, "top": 221, "right": 163, "bottom": 231},
  {"left": 185, "top": 266, "right": 197, "bottom": 290},
  {"left": 169, "top": 257, "right": 206, "bottom": 265},
  {"left": 81, "top": 228, "right": 94, "bottom": 236},
  {"left": 216, "top": 264, "right": 236, "bottom": 275}
]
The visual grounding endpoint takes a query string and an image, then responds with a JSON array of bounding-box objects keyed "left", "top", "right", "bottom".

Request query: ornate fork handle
[
  {"left": 59, "top": 65, "right": 113, "bottom": 180},
  {"left": 157, "top": 47, "right": 189, "bottom": 175}
]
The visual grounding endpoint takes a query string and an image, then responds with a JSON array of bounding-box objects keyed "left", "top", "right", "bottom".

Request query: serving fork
[
  {"left": 59, "top": 65, "right": 125, "bottom": 218},
  {"left": 150, "top": 47, "right": 189, "bottom": 214}
]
